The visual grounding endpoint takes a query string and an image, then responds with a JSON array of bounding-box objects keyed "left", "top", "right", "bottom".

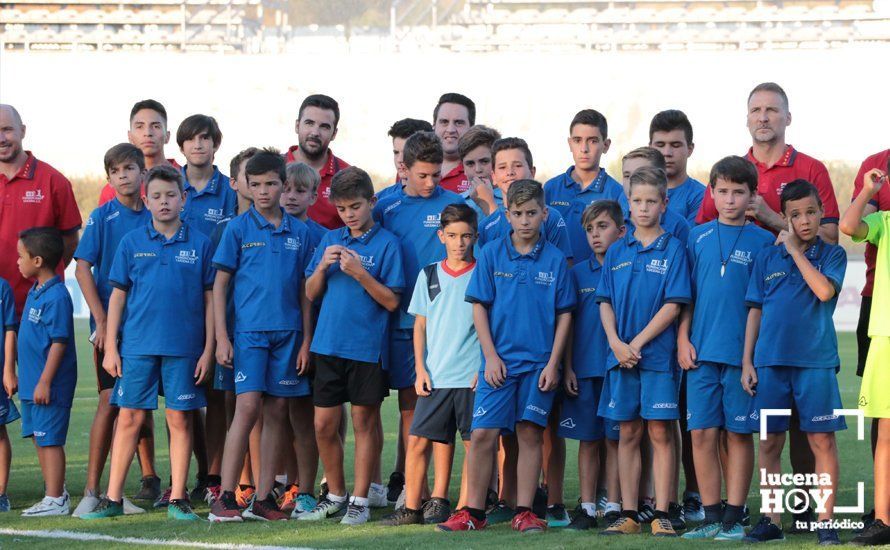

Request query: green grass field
[{"left": 0, "top": 321, "right": 873, "bottom": 548}]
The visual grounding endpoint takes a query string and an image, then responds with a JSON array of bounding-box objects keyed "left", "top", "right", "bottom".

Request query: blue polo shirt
[
  {"left": 687, "top": 221, "right": 774, "bottom": 366},
  {"left": 571, "top": 257, "right": 608, "bottom": 379},
  {"left": 667, "top": 177, "right": 706, "bottom": 225},
  {"left": 307, "top": 224, "right": 405, "bottom": 363},
  {"left": 745, "top": 239, "right": 846, "bottom": 369},
  {"left": 374, "top": 185, "right": 463, "bottom": 329},
  {"left": 0, "top": 278, "right": 18, "bottom": 373},
  {"left": 74, "top": 198, "right": 151, "bottom": 331},
  {"left": 627, "top": 207, "right": 691, "bottom": 246},
  {"left": 465, "top": 234, "right": 576, "bottom": 373},
  {"left": 479, "top": 206, "right": 573, "bottom": 260},
  {"left": 109, "top": 223, "right": 215, "bottom": 357},
  {"left": 18, "top": 277, "right": 77, "bottom": 407},
  {"left": 213, "top": 207, "right": 312, "bottom": 333},
  {"left": 545, "top": 166, "right": 628, "bottom": 261},
  {"left": 210, "top": 218, "right": 236, "bottom": 338},
  {"left": 181, "top": 165, "right": 236, "bottom": 237},
  {"left": 304, "top": 218, "right": 328, "bottom": 256},
  {"left": 375, "top": 181, "right": 402, "bottom": 201},
  {"left": 595, "top": 231, "right": 692, "bottom": 372}
]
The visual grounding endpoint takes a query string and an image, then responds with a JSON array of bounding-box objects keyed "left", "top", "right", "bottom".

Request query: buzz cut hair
[
  {"left": 18, "top": 227, "right": 63, "bottom": 270},
  {"left": 506, "top": 179, "right": 545, "bottom": 209}
]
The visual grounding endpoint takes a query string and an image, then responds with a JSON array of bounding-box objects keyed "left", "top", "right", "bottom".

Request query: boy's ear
[
  {"left": 530, "top": 165, "right": 537, "bottom": 179},
  {"left": 618, "top": 224, "right": 627, "bottom": 238},
  {"left": 369, "top": 195, "right": 378, "bottom": 209},
  {"left": 309, "top": 191, "right": 318, "bottom": 206},
  {"left": 437, "top": 228, "right": 446, "bottom": 244},
  {"left": 687, "top": 142, "right": 695, "bottom": 157},
  {"left": 163, "top": 130, "right": 170, "bottom": 145},
  {"left": 603, "top": 138, "right": 611, "bottom": 154}
]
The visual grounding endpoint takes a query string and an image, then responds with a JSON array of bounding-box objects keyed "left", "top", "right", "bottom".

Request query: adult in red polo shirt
[
  {"left": 0, "top": 104, "right": 82, "bottom": 316},
  {"left": 98, "top": 99, "right": 179, "bottom": 205},
  {"left": 286, "top": 94, "right": 349, "bottom": 229},
  {"left": 696, "top": 82, "right": 840, "bottom": 244},
  {"left": 433, "top": 92, "right": 475, "bottom": 194}
]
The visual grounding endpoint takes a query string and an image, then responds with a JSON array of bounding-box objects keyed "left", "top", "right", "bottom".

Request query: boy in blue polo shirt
[
  {"left": 284, "top": 161, "right": 328, "bottom": 254},
  {"left": 301, "top": 167, "right": 404, "bottom": 526},
  {"left": 438, "top": 180, "right": 574, "bottom": 534},
  {"left": 208, "top": 150, "right": 315, "bottom": 523},
  {"left": 544, "top": 109, "right": 627, "bottom": 261},
  {"left": 82, "top": 165, "right": 215, "bottom": 522},
  {"left": 177, "top": 114, "right": 236, "bottom": 237},
  {"left": 622, "top": 147, "right": 691, "bottom": 245},
  {"left": 649, "top": 110, "right": 705, "bottom": 225},
  {"left": 73, "top": 143, "right": 154, "bottom": 517},
  {"left": 678, "top": 157, "right": 774, "bottom": 541},
  {"left": 15, "top": 227, "right": 77, "bottom": 517},
  {"left": 0, "top": 276, "right": 21, "bottom": 513},
  {"left": 741, "top": 180, "right": 846, "bottom": 546},
  {"left": 596, "top": 166, "right": 691, "bottom": 538}
]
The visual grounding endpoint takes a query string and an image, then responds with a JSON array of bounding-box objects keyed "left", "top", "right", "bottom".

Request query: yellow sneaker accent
[
  {"left": 601, "top": 516, "right": 642, "bottom": 535},
  {"left": 652, "top": 517, "right": 679, "bottom": 537}
]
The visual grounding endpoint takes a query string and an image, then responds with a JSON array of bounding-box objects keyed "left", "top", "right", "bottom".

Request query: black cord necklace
[{"left": 717, "top": 222, "right": 746, "bottom": 277}]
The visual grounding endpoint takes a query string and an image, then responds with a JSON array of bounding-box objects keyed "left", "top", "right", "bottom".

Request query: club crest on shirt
[
  {"left": 646, "top": 258, "right": 669, "bottom": 275},
  {"left": 27, "top": 307, "right": 41, "bottom": 323},
  {"left": 175, "top": 249, "right": 199, "bottom": 265},
  {"left": 22, "top": 189, "right": 44, "bottom": 204},
  {"left": 203, "top": 208, "right": 225, "bottom": 223},
  {"left": 357, "top": 254, "right": 375, "bottom": 269},
  {"left": 285, "top": 237, "right": 301, "bottom": 251},
  {"left": 534, "top": 271, "right": 556, "bottom": 286},
  {"left": 730, "top": 249, "right": 754, "bottom": 266},
  {"left": 423, "top": 214, "right": 440, "bottom": 229}
]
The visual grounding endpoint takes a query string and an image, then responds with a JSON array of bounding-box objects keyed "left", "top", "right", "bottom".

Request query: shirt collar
[
  {"left": 30, "top": 275, "right": 62, "bottom": 298},
  {"left": 339, "top": 223, "right": 380, "bottom": 245},
  {"left": 147, "top": 222, "right": 189, "bottom": 243},
  {"left": 181, "top": 165, "right": 222, "bottom": 195},
  {"left": 562, "top": 166, "right": 608, "bottom": 193},
  {"left": 625, "top": 230, "right": 670, "bottom": 251},
  {"left": 746, "top": 145, "right": 797, "bottom": 169},
  {"left": 780, "top": 237, "right": 824, "bottom": 260},
  {"left": 504, "top": 232, "right": 545, "bottom": 260},
  {"left": 2, "top": 151, "right": 38, "bottom": 183},
  {"left": 287, "top": 146, "right": 338, "bottom": 177},
  {"left": 248, "top": 206, "right": 291, "bottom": 234},
  {"left": 588, "top": 256, "right": 603, "bottom": 272}
]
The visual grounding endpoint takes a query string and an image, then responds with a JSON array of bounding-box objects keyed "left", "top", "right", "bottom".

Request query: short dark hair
[
  {"left": 19, "top": 227, "right": 63, "bottom": 270},
  {"left": 649, "top": 109, "right": 693, "bottom": 145},
  {"left": 402, "top": 131, "right": 444, "bottom": 169},
  {"left": 388, "top": 118, "right": 433, "bottom": 140},
  {"left": 129, "top": 99, "right": 168, "bottom": 125},
  {"left": 330, "top": 166, "right": 374, "bottom": 202},
  {"left": 229, "top": 147, "right": 260, "bottom": 180},
  {"left": 440, "top": 203, "right": 478, "bottom": 231},
  {"left": 623, "top": 147, "right": 666, "bottom": 170},
  {"left": 506, "top": 179, "right": 545, "bottom": 209},
  {"left": 570, "top": 109, "right": 608, "bottom": 140},
  {"left": 145, "top": 164, "right": 184, "bottom": 194},
  {"left": 709, "top": 156, "right": 758, "bottom": 193},
  {"left": 104, "top": 143, "right": 145, "bottom": 175},
  {"left": 582, "top": 200, "right": 624, "bottom": 230},
  {"left": 299, "top": 94, "right": 340, "bottom": 128},
  {"left": 492, "top": 137, "right": 534, "bottom": 169},
  {"left": 749, "top": 82, "right": 789, "bottom": 112},
  {"left": 780, "top": 179, "right": 822, "bottom": 213},
  {"left": 629, "top": 166, "right": 668, "bottom": 200},
  {"left": 434, "top": 93, "right": 476, "bottom": 126},
  {"left": 245, "top": 148, "right": 286, "bottom": 182},
  {"left": 459, "top": 125, "right": 501, "bottom": 160},
  {"left": 176, "top": 114, "right": 222, "bottom": 148}
]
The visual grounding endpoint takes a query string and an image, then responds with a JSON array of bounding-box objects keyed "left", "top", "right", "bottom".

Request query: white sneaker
[
  {"left": 340, "top": 498, "right": 370, "bottom": 525},
  {"left": 122, "top": 497, "right": 145, "bottom": 515},
  {"left": 395, "top": 487, "right": 406, "bottom": 511},
  {"left": 22, "top": 494, "right": 70, "bottom": 517},
  {"left": 368, "top": 483, "right": 388, "bottom": 508},
  {"left": 72, "top": 494, "right": 100, "bottom": 518}
]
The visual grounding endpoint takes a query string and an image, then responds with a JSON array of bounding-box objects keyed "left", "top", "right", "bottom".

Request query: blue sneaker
[
  {"left": 743, "top": 516, "right": 785, "bottom": 543},
  {"left": 682, "top": 521, "right": 722, "bottom": 539},
  {"left": 817, "top": 528, "right": 841, "bottom": 546},
  {"left": 0, "top": 494, "right": 9, "bottom": 512},
  {"left": 715, "top": 522, "right": 746, "bottom": 541}
]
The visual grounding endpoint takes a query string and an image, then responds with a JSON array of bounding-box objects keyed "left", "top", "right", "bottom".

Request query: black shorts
[
  {"left": 312, "top": 353, "right": 388, "bottom": 407},
  {"left": 94, "top": 347, "right": 116, "bottom": 392},
  {"left": 410, "top": 387, "right": 474, "bottom": 444},
  {"left": 857, "top": 296, "right": 872, "bottom": 377}
]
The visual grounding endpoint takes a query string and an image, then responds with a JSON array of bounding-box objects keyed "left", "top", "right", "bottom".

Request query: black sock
[
  {"left": 704, "top": 503, "right": 723, "bottom": 524},
  {"left": 466, "top": 507, "right": 486, "bottom": 521},
  {"left": 239, "top": 484, "right": 255, "bottom": 491},
  {"left": 722, "top": 504, "right": 745, "bottom": 530},
  {"left": 515, "top": 506, "right": 531, "bottom": 515},
  {"left": 206, "top": 475, "right": 222, "bottom": 486},
  {"left": 221, "top": 490, "right": 236, "bottom": 499},
  {"left": 653, "top": 510, "right": 669, "bottom": 520},
  {"left": 621, "top": 509, "right": 639, "bottom": 522},
  {"left": 405, "top": 507, "right": 422, "bottom": 515},
  {"left": 169, "top": 498, "right": 185, "bottom": 505}
]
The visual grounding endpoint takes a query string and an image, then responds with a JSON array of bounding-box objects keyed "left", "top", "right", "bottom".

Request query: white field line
[{"left": 0, "top": 528, "right": 315, "bottom": 550}]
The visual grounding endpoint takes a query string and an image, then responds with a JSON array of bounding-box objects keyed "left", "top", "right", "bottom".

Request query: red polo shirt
[
  {"left": 696, "top": 145, "right": 840, "bottom": 231},
  {"left": 285, "top": 146, "right": 349, "bottom": 229},
  {"left": 97, "top": 158, "right": 181, "bottom": 205},
  {"left": 852, "top": 149, "right": 890, "bottom": 297},
  {"left": 439, "top": 164, "right": 469, "bottom": 194},
  {"left": 0, "top": 152, "right": 82, "bottom": 315}
]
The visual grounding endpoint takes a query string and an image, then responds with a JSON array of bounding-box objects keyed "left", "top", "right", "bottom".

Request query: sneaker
[
  {"left": 546, "top": 503, "right": 571, "bottom": 528},
  {"left": 0, "top": 494, "right": 9, "bottom": 513},
  {"left": 788, "top": 507, "right": 814, "bottom": 534},
  {"left": 485, "top": 500, "right": 515, "bottom": 525},
  {"left": 340, "top": 499, "right": 370, "bottom": 525},
  {"left": 603, "top": 509, "right": 621, "bottom": 525},
  {"left": 235, "top": 485, "right": 255, "bottom": 509},
  {"left": 638, "top": 501, "right": 655, "bottom": 523},
  {"left": 22, "top": 494, "right": 69, "bottom": 517},
  {"left": 512, "top": 509, "right": 546, "bottom": 533},
  {"left": 817, "top": 527, "right": 841, "bottom": 546},
  {"left": 382, "top": 506, "right": 423, "bottom": 526},
  {"left": 122, "top": 497, "right": 145, "bottom": 515},
  {"left": 80, "top": 497, "right": 122, "bottom": 519},
  {"left": 601, "top": 515, "right": 641, "bottom": 535},
  {"left": 134, "top": 475, "right": 161, "bottom": 501},
  {"left": 532, "top": 486, "right": 548, "bottom": 519},
  {"left": 652, "top": 517, "right": 679, "bottom": 537},
  {"left": 277, "top": 484, "right": 299, "bottom": 514},
  {"left": 596, "top": 490, "right": 608, "bottom": 515},
  {"left": 271, "top": 481, "right": 286, "bottom": 500},
  {"left": 715, "top": 522, "right": 746, "bottom": 541},
  {"left": 189, "top": 476, "right": 209, "bottom": 503},
  {"left": 422, "top": 497, "right": 451, "bottom": 524},
  {"left": 682, "top": 521, "right": 722, "bottom": 539},
  {"left": 167, "top": 499, "right": 199, "bottom": 521},
  {"left": 855, "top": 510, "right": 876, "bottom": 534},
  {"left": 298, "top": 495, "right": 347, "bottom": 521},
  {"left": 205, "top": 484, "right": 221, "bottom": 506},
  {"left": 683, "top": 491, "right": 705, "bottom": 523},
  {"left": 291, "top": 492, "right": 318, "bottom": 519},
  {"left": 153, "top": 487, "right": 172, "bottom": 509},
  {"left": 669, "top": 502, "right": 686, "bottom": 531},
  {"left": 851, "top": 519, "right": 890, "bottom": 546},
  {"left": 208, "top": 491, "right": 243, "bottom": 523},
  {"left": 485, "top": 488, "right": 499, "bottom": 510},
  {"left": 437, "top": 508, "right": 487, "bottom": 531},
  {"left": 72, "top": 492, "right": 100, "bottom": 518},
  {"left": 368, "top": 483, "right": 388, "bottom": 508},
  {"left": 566, "top": 510, "right": 598, "bottom": 530},
  {"left": 742, "top": 504, "right": 751, "bottom": 527},
  {"left": 318, "top": 479, "right": 329, "bottom": 501},
  {"left": 386, "top": 472, "right": 405, "bottom": 504},
  {"left": 243, "top": 495, "right": 288, "bottom": 521},
  {"left": 394, "top": 487, "right": 406, "bottom": 511},
  {"left": 743, "top": 516, "right": 785, "bottom": 543}
]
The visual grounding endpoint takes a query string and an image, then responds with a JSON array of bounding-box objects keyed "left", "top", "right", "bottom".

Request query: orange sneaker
[
  {"left": 512, "top": 510, "right": 547, "bottom": 533},
  {"left": 277, "top": 484, "right": 299, "bottom": 514},
  {"left": 235, "top": 485, "right": 256, "bottom": 510},
  {"left": 436, "top": 508, "right": 487, "bottom": 532}
]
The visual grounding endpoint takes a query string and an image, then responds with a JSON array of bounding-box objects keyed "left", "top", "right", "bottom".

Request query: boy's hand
[
  {"left": 741, "top": 362, "right": 758, "bottom": 396},
  {"left": 469, "top": 177, "right": 495, "bottom": 208},
  {"left": 3, "top": 370, "right": 16, "bottom": 397},
  {"left": 216, "top": 338, "right": 234, "bottom": 368},
  {"left": 103, "top": 348, "right": 122, "bottom": 378},
  {"left": 320, "top": 245, "right": 345, "bottom": 269},
  {"left": 33, "top": 379, "right": 51, "bottom": 405},
  {"left": 783, "top": 218, "right": 804, "bottom": 254},
  {"left": 94, "top": 319, "right": 107, "bottom": 351},
  {"left": 863, "top": 168, "right": 888, "bottom": 195},
  {"left": 483, "top": 354, "right": 507, "bottom": 388},
  {"left": 415, "top": 368, "right": 432, "bottom": 397},
  {"left": 339, "top": 249, "right": 368, "bottom": 280},
  {"left": 470, "top": 372, "right": 478, "bottom": 391},
  {"left": 539, "top": 364, "right": 559, "bottom": 392},
  {"left": 195, "top": 351, "right": 212, "bottom": 385},
  {"left": 296, "top": 340, "right": 311, "bottom": 376},
  {"left": 677, "top": 338, "right": 698, "bottom": 370},
  {"left": 564, "top": 368, "right": 579, "bottom": 397},
  {"left": 611, "top": 340, "right": 640, "bottom": 368}
]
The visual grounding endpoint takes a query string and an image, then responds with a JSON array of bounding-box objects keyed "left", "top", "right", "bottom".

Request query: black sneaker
[
  {"left": 855, "top": 509, "right": 876, "bottom": 534},
  {"left": 485, "top": 488, "right": 498, "bottom": 510},
  {"left": 134, "top": 475, "right": 161, "bottom": 501},
  {"left": 421, "top": 497, "right": 451, "bottom": 524},
  {"left": 638, "top": 502, "right": 655, "bottom": 524},
  {"left": 566, "top": 510, "right": 598, "bottom": 530},
  {"left": 742, "top": 504, "right": 751, "bottom": 526},
  {"left": 386, "top": 472, "right": 405, "bottom": 505},
  {"left": 788, "top": 507, "right": 815, "bottom": 534},
  {"left": 743, "top": 516, "right": 785, "bottom": 543},
  {"left": 532, "top": 486, "right": 548, "bottom": 519},
  {"left": 603, "top": 510, "right": 621, "bottom": 525},
  {"left": 668, "top": 501, "right": 686, "bottom": 531},
  {"left": 381, "top": 506, "right": 423, "bottom": 526},
  {"left": 318, "top": 480, "right": 329, "bottom": 501},
  {"left": 817, "top": 527, "right": 841, "bottom": 546},
  {"left": 852, "top": 519, "right": 890, "bottom": 546},
  {"left": 189, "top": 475, "right": 209, "bottom": 503}
]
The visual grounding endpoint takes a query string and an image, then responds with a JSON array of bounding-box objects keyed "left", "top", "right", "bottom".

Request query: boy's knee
[
  {"left": 118, "top": 408, "right": 146, "bottom": 430},
  {"left": 759, "top": 434, "right": 785, "bottom": 456},
  {"left": 647, "top": 421, "right": 673, "bottom": 445},
  {"left": 516, "top": 422, "right": 544, "bottom": 446},
  {"left": 620, "top": 420, "right": 644, "bottom": 443},
  {"left": 165, "top": 409, "right": 191, "bottom": 431},
  {"left": 807, "top": 432, "right": 836, "bottom": 454},
  {"left": 470, "top": 428, "right": 499, "bottom": 451},
  {"left": 691, "top": 428, "right": 718, "bottom": 448}
]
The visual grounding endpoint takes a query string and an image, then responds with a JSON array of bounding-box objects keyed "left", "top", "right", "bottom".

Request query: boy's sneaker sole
[{"left": 208, "top": 513, "right": 243, "bottom": 523}]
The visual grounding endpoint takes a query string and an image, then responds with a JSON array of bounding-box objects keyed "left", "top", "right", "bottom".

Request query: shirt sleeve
[
  {"left": 211, "top": 221, "right": 240, "bottom": 273},
  {"left": 547, "top": 211, "right": 574, "bottom": 260},
  {"left": 51, "top": 171, "right": 83, "bottom": 233},
  {"left": 1, "top": 282, "right": 17, "bottom": 332},
  {"left": 108, "top": 237, "right": 133, "bottom": 290},
  {"left": 43, "top": 292, "right": 74, "bottom": 344},
  {"left": 594, "top": 249, "right": 614, "bottom": 304},
  {"left": 695, "top": 190, "right": 717, "bottom": 225},
  {"left": 73, "top": 209, "right": 102, "bottom": 264},
  {"left": 857, "top": 211, "right": 887, "bottom": 245},
  {"left": 378, "top": 238, "right": 406, "bottom": 293},
  {"left": 407, "top": 268, "right": 429, "bottom": 318},
  {"left": 686, "top": 182, "right": 706, "bottom": 225},
  {"left": 306, "top": 233, "right": 326, "bottom": 279},
  {"left": 465, "top": 247, "right": 495, "bottom": 305},
  {"left": 663, "top": 243, "right": 692, "bottom": 304},
  {"left": 372, "top": 201, "right": 385, "bottom": 225},
  {"left": 672, "top": 215, "right": 691, "bottom": 246},
  {"left": 851, "top": 156, "right": 879, "bottom": 208},
  {"left": 811, "top": 162, "right": 840, "bottom": 224},
  {"left": 686, "top": 232, "right": 698, "bottom": 298},
  {"left": 554, "top": 260, "right": 577, "bottom": 314},
  {"left": 201, "top": 238, "right": 215, "bottom": 291},
  {"left": 822, "top": 245, "right": 847, "bottom": 294},
  {"left": 223, "top": 178, "right": 237, "bottom": 219},
  {"left": 744, "top": 249, "right": 768, "bottom": 308}
]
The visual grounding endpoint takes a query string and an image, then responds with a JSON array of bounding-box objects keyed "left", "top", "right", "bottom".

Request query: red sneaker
[
  {"left": 512, "top": 510, "right": 546, "bottom": 533},
  {"left": 243, "top": 496, "right": 289, "bottom": 521},
  {"left": 436, "top": 508, "right": 487, "bottom": 532}
]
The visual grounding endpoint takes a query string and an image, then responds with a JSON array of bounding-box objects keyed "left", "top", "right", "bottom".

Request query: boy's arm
[
  {"left": 741, "top": 307, "right": 761, "bottom": 396},
  {"left": 339, "top": 249, "right": 400, "bottom": 312},
  {"left": 3, "top": 330, "right": 16, "bottom": 396},
  {"left": 788, "top": 246, "right": 837, "bottom": 302},
  {"left": 840, "top": 168, "right": 886, "bottom": 240},
  {"left": 412, "top": 315, "right": 431, "bottom": 396},
  {"left": 74, "top": 259, "right": 107, "bottom": 350},
  {"left": 473, "top": 302, "right": 506, "bottom": 388},
  {"left": 599, "top": 301, "right": 640, "bottom": 368},
  {"left": 194, "top": 289, "right": 214, "bottom": 385},
  {"left": 212, "top": 270, "right": 233, "bottom": 366},
  {"left": 297, "top": 280, "right": 312, "bottom": 375},
  {"left": 103, "top": 288, "right": 126, "bottom": 377},
  {"left": 540, "top": 312, "right": 571, "bottom": 391},
  {"left": 677, "top": 304, "right": 697, "bottom": 370},
  {"left": 33, "top": 341, "right": 65, "bottom": 405},
  {"left": 629, "top": 303, "right": 683, "bottom": 352},
  {"left": 563, "top": 331, "right": 578, "bottom": 396}
]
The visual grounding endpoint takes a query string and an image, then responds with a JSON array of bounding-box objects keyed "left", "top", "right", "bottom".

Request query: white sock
[
  {"left": 351, "top": 495, "right": 369, "bottom": 507},
  {"left": 328, "top": 492, "right": 347, "bottom": 503},
  {"left": 370, "top": 482, "right": 384, "bottom": 492},
  {"left": 581, "top": 502, "right": 597, "bottom": 516},
  {"left": 275, "top": 474, "right": 288, "bottom": 485},
  {"left": 605, "top": 501, "right": 621, "bottom": 514}
]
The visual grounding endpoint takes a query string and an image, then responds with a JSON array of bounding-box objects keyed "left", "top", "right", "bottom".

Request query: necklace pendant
[{"left": 720, "top": 264, "right": 726, "bottom": 278}]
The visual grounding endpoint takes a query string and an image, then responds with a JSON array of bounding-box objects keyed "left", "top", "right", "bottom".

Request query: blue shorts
[
  {"left": 20, "top": 400, "right": 70, "bottom": 447},
  {"left": 686, "top": 362, "right": 753, "bottom": 434},
  {"left": 113, "top": 355, "right": 207, "bottom": 411},
  {"left": 385, "top": 328, "right": 415, "bottom": 390},
  {"left": 471, "top": 368, "right": 555, "bottom": 431},
  {"left": 558, "top": 376, "right": 613, "bottom": 442},
  {"left": 749, "top": 366, "right": 847, "bottom": 433},
  {"left": 598, "top": 367, "right": 680, "bottom": 422},
  {"left": 233, "top": 330, "right": 311, "bottom": 398},
  {"left": 0, "top": 391, "right": 20, "bottom": 426}
]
